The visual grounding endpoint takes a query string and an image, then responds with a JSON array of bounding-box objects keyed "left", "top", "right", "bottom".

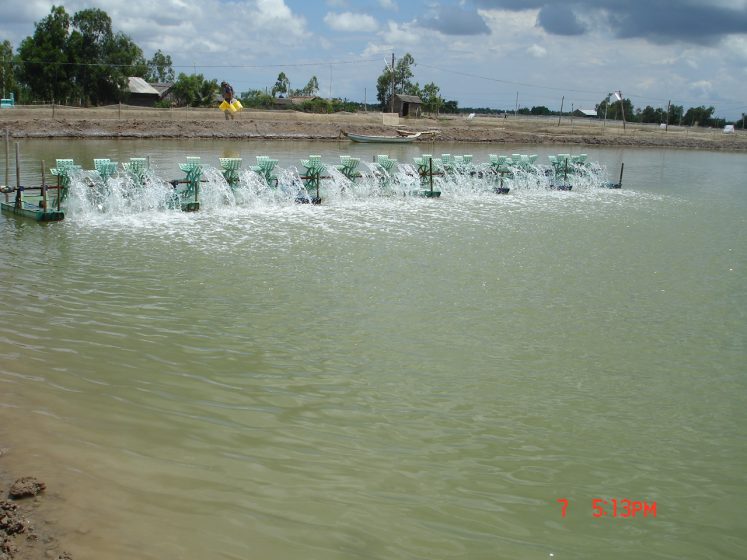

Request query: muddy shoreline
[
  {"left": 1, "top": 112, "right": 746, "bottom": 152},
  {"left": 0, "top": 449, "right": 70, "bottom": 560}
]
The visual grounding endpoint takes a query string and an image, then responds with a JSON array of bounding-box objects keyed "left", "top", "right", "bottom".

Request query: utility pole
[
  {"left": 390, "top": 53, "right": 395, "bottom": 114},
  {"left": 557, "top": 96, "right": 564, "bottom": 126},
  {"left": 514, "top": 91, "right": 518, "bottom": 118},
  {"left": 666, "top": 100, "right": 671, "bottom": 132},
  {"left": 619, "top": 91, "right": 627, "bottom": 131},
  {"left": 603, "top": 94, "right": 610, "bottom": 129}
]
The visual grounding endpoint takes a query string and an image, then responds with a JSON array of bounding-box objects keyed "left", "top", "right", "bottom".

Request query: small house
[
  {"left": 393, "top": 94, "right": 422, "bottom": 118},
  {"left": 127, "top": 77, "right": 160, "bottom": 106},
  {"left": 126, "top": 77, "right": 174, "bottom": 107}
]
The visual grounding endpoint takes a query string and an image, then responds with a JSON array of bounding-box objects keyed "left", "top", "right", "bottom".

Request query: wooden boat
[{"left": 344, "top": 131, "right": 423, "bottom": 143}]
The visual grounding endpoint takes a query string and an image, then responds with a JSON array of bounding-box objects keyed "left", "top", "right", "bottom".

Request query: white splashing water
[{"left": 60, "top": 158, "right": 615, "bottom": 224}]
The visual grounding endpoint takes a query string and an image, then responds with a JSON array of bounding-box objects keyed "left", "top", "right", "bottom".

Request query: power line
[
  {"left": 418, "top": 62, "right": 606, "bottom": 96},
  {"left": 8, "top": 57, "right": 383, "bottom": 70}
]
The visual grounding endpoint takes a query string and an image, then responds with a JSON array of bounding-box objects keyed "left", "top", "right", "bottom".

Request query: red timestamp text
[
  {"left": 593, "top": 498, "right": 656, "bottom": 518},
  {"left": 556, "top": 498, "right": 657, "bottom": 518}
]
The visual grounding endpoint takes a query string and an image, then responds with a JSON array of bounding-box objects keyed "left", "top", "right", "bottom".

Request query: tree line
[
  {"left": 2, "top": 6, "right": 740, "bottom": 125},
  {"left": 1, "top": 6, "right": 175, "bottom": 106},
  {"left": 460, "top": 98, "right": 742, "bottom": 128}
]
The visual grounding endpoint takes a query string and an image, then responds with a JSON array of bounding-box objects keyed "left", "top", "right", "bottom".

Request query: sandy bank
[{"left": 1, "top": 107, "right": 746, "bottom": 152}]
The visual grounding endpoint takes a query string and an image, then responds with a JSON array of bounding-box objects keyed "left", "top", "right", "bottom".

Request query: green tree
[
  {"left": 16, "top": 6, "right": 146, "bottom": 105},
  {"left": 683, "top": 105, "right": 715, "bottom": 127},
  {"left": 272, "top": 72, "right": 290, "bottom": 97},
  {"left": 171, "top": 73, "right": 218, "bottom": 107},
  {"left": 667, "top": 104, "right": 684, "bottom": 125},
  {"left": 442, "top": 99, "right": 459, "bottom": 114},
  {"left": 530, "top": 105, "right": 551, "bottom": 115},
  {"left": 302, "top": 75, "right": 319, "bottom": 96},
  {"left": 596, "top": 95, "right": 635, "bottom": 122},
  {"left": 16, "top": 6, "right": 73, "bottom": 103},
  {"left": 421, "top": 82, "right": 442, "bottom": 115},
  {"left": 146, "top": 49, "right": 174, "bottom": 82},
  {"left": 639, "top": 105, "right": 660, "bottom": 123},
  {"left": 67, "top": 8, "right": 116, "bottom": 104},
  {"left": 0, "top": 40, "right": 17, "bottom": 99},
  {"left": 240, "top": 88, "right": 275, "bottom": 109},
  {"left": 376, "top": 53, "right": 416, "bottom": 110}
]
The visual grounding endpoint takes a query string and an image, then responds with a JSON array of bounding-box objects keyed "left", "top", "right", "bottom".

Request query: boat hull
[
  {"left": 346, "top": 133, "right": 417, "bottom": 144},
  {"left": 1, "top": 201, "right": 65, "bottom": 222}
]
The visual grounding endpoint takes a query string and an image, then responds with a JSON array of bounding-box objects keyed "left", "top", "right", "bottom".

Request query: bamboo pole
[
  {"left": 15, "top": 142, "right": 21, "bottom": 208},
  {"left": 4, "top": 129, "right": 8, "bottom": 201},
  {"left": 41, "top": 160, "right": 47, "bottom": 211},
  {"left": 42, "top": 160, "right": 47, "bottom": 212},
  {"left": 57, "top": 169, "right": 61, "bottom": 211}
]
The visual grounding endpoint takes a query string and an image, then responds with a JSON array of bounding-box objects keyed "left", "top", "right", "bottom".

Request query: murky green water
[{"left": 1, "top": 140, "right": 745, "bottom": 560}]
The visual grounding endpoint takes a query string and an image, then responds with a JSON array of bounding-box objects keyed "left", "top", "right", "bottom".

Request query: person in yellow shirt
[{"left": 220, "top": 81, "right": 241, "bottom": 120}]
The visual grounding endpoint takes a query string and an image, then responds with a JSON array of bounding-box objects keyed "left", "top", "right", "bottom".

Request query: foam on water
[{"left": 58, "top": 156, "right": 618, "bottom": 225}]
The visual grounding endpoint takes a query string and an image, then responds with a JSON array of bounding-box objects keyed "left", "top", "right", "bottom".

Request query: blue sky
[{"left": 1, "top": 0, "right": 746, "bottom": 119}]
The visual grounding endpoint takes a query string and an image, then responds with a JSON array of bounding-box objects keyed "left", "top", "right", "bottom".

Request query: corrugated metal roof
[
  {"left": 395, "top": 94, "right": 422, "bottom": 103},
  {"left": 128, "top": 77, "right": 160, "bottom": 95}
]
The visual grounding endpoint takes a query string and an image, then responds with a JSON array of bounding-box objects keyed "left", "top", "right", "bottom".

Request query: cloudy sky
[{"left": 1, "top": 0, "right": 746, "bottom": 118}]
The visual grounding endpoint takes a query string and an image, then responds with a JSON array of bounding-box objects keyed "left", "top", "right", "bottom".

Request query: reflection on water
[{"left": 1, "top": 142, "right": 746, "bottom": 560}]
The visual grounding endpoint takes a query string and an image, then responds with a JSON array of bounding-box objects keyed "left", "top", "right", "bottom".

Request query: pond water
[{"left": 1, "top": 139, "right": 745, "bottom": 560}]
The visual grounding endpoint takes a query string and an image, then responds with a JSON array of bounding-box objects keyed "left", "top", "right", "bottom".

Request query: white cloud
[
  {"left": 689, "top": 80, "right": 713, "bottom": 96},
  {"left": 723, "top": 35, "right": 747, "bottom": 61},
  {"left": 324, "top": 12, "right": 378, "bottom": 32},
  {"left": 527, "top": 44, "right": 547, "bottom": 58},
  {"left": 381, "top": 21, "right": 422, "bottom": 46},
  {"left": 6, "top": 0, "right": 311, "bottom": 58},
  {"left": 361, "top": 42, "right": 394, "bottom": 58},
  {"left": 378, "top": 0, "right": 398, "bottom": 10}
]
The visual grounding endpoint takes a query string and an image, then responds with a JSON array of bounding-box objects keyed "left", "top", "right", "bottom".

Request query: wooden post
[
  {"left": 4, "top": 129, "right": 8, "bottom": 201},
  {"left": 557, "top": 96, "right": 564, "bottom": 127},
  {"left": 57, "top": 169, "right": 61, "bottom": 211},
  {"left": 603, "top": 96, "right": 609, "bottom": 129},
  {"left": 619, "top": 91, "right": 627, "bottom": 131},
  {"left": 618, "top": 162, "right": 624, "bottom": 187},
  {"left": 665, "top": 100, "right": 670, "bottom": 132},
  {"left": 570, "top": 103, "right": 574, "bottom": 130},
  {"left": 41, "top": 160, "right": 47, "bottom": 211},
  {"left": 390, "top": 53, "right": 395, "bottom": 115},
  {"left": 14, "top": 142, "right": 21, "bottom": 208}
]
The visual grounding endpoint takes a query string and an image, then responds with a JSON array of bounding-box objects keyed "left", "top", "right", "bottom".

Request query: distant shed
[
  {"left": 150, "top": 82, "right": 175, "bottom": 104},
  {"left": 127, "top": 77, "right": 163, "bottom": 106},
  {"left": 393, "top": 94, "right": 422, "bottom": 118},
  {"left": 578, "top": 109, "right": 598, "bottom": 118}
]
